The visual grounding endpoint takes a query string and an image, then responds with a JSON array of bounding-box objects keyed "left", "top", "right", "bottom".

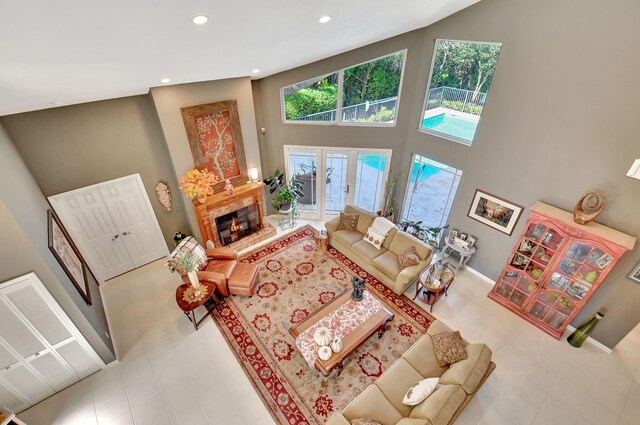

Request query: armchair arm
[
  {"left": 325, "top": 413, "right": 350, "bottom": 425},
  {"left": 325, "top": 216, "right": 340, "bottom": 235},
  {"left": 189, "top": 270, "right": 230, "bottom": 297},
  {"left": 205, "top": 248, "right": 238, "bottom": 261},
  {"left": 395, "top": 260, "right": 431, "bottom": 294}
]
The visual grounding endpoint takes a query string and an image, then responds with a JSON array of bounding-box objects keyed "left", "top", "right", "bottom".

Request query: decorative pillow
[
  {"left": 350, "top": 419, "right": 382, "bottom": 425},
  {"left": 364, "top": 226, "right": 386, "bottom": 250},
  {"left": 402, "top": 377, "right": 439, "bottom": 406},
  {"left": 431, "top": 331, "right": 468, "bottom": 368},
  {"left": 397, "top": 246, "right": 420, "bottom": 269},
  {"left": 169, "top": 236, "right": 207, "bottom": 272},
  {"left": 337, "top": 212, "right": 359, "bottom": 231}
]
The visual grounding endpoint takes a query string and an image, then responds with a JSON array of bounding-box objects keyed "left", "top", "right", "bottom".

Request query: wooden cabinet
[{"left": 488, "top": 202, "right": 636, "bottom": 339}]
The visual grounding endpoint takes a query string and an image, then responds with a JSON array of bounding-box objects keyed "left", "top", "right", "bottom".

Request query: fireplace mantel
[{"left": 192, "top": 182, "right": 275, "bottom": 249}]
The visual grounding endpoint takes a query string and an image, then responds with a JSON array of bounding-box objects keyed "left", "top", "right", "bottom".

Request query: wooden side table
[
  {"left": 413, "top": 263, "right": 455, "bottom": 312},
  {"left": 175, "top": 282, "right": 216, "bottom": 330},
  {"left": 442, "top": 238, "right": 476, "bottom": 271},
  {"left": 316, "top": 232, "right": 328, "bottom": 252}
]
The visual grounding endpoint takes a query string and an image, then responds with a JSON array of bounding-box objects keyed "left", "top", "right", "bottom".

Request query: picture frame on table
[
  {"left": 468, "top": 189, "right": 524, "bottom": 236},
  {"left": 466, "top": 236, "right": 477, "bottom": 249},
  {"left": 459, "top": 233, "right": 468, "bottom": 242},
  {"left": 47, "top": 209, "right": 92, "bottom": 305},
  {"left": 448, "top": 229, "right": 458, "bottom": 242},
  {"left": 627, "top": 261, "right": 640, "bottom": 283}
]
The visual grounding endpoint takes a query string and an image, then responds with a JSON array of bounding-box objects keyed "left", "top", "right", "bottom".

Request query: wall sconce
[
  {"left": 627, "top": 159, "right": 640, "bottom": 180},
  {"left": 249, "top": 167, "right": 259, "bottom": 182}
]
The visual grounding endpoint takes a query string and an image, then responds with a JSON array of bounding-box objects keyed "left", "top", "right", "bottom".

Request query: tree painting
[{"left": 194, "top": 111, "right": 240, "bottom": 181}]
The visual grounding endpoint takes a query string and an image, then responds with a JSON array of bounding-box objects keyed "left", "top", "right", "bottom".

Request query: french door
[{"left": 284, "top": 146, "right": 391, "bottom": 219}]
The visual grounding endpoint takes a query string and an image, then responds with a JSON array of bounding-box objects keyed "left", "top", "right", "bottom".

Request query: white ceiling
[{"left": 0, "top": 0, "right": 479, "bottom": 116}]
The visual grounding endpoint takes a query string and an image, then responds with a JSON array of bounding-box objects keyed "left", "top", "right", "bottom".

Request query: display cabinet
[{"left": 488, "top": 202, "right": 636, "bottom": 339}]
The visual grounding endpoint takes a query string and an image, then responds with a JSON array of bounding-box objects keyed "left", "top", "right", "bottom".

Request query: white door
[
  {"left": 49, "top": 174, "right": 168, "bottom": 282},
  {"left": 0, "top": 273, "right": 104, "bottom": 412},
  {"left": 284, "top": 146, "right": 391, "bottom": 219}
]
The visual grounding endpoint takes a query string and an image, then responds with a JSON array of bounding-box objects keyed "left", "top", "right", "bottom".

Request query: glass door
[
  {"left": 353, "top": 153, "right": 389, "bottom": 214},
  {"left": 287, "top": 148, "right": 321, "bottom": 216},
  {"left": 323, "top": 151, "right": 352, "bottom": 216}
]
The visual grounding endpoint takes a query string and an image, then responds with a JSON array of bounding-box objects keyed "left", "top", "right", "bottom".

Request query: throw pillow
[
  {"left": 397, "top": 246, "right": 420, "bottom": 269},
  {"left": 169, "top": 236, "right": 208, "bottom": 272},
  {"left": 350, "top": 419, "right": 383, "bottom": 425},
  {"left": 431, "top": 331, "right": 468, "bottom": 368},
  {"left": 337, "top": 212, "right": 359, "bottom": 231},
  {"left": 402, "top": 377, "right": 440, "bottom": 406},
  {"left": 364, "top": 226, "right": 386, "bottom": 250}
]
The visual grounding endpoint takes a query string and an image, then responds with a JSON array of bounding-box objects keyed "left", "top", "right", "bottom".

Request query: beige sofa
[
  {"left": 326, "top": 321, "right": 495, "bottom": 425},
  {"left": 325, "top": 205, "right": 432, "bottom": 295}
]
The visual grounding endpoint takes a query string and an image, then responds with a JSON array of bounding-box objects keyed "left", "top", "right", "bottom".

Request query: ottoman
[{"left": 228, "top": 262, "right": 258, "bottom": 296}]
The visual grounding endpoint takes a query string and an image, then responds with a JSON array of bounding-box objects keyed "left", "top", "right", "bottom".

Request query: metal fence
[
  {"left": 291, "top": 96, "right": 398, "bottom": 123},
  {"left": 426, "top": 87, "right": 486, "bottom": 115}
]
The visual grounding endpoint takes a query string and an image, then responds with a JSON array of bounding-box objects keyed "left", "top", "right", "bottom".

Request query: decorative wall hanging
[
  {"left": 628, "top": 261, "right": 640, "bottom": 283},
  {"left": 573, "top": 192, "right": 606, "bottom": 225},
  {"left": 181, "top": 100, "right": 248, "bottom": 192},
  {"left": 467, "top": 189, "right": 523, "bottom": 236},
  {"left": 47, "top": 209, "right": 91, "bottom": 305},
  {"left": 155, "top": 181, "right": 172, "bottom": 212}
]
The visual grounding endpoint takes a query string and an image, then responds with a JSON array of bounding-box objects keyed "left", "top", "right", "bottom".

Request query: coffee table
[{"left": 289, "top": 289, "right": 394, "bottom": 377}]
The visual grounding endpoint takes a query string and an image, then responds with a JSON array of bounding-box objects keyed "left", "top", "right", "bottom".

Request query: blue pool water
[
  {"left": 362, "top": 158, "right": 440, "bottom": 182},
  {"left": 422, "top": 113, "right": 479, "bottom": 142}
]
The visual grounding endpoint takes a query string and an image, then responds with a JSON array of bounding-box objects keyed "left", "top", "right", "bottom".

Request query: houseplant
[
  {"left": 378, "top": 170, "right": 406, "bottom": 222},
  {"left": 401, "top": 219, "right": 424, "bottom": 238},
  {"left": 178, "top": 168, "right": 220, "bottom": 203},
  {"left": 263, "top": 169, "right": 304, "bottom": 211},
  {"left": 423, "top": 224, "right": 449, "bottom": 249},
  {"left": 166, "top": 251, "right": 201, "bottom": 291}
]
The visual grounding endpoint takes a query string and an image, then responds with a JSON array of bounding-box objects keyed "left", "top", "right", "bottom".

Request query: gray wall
[
  {"left": 150, "top": 77, "right": 262, "bottom": 241},
  {"left": 0, "top": 124, "right": 115, "bottom": 362},
  {"left": 252, "top": 0, "right": 640, "bottom": 348},
  {"left": 1, "top": 95, "right": 190, "bottom": 248}
]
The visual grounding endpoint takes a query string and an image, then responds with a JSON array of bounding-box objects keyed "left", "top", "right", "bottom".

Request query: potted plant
[
  {"left": 178, "top": 168, "right": 220, "bottom": 203},
  {"left": 423, "top": 224, "right": 449, "bottom": 249},
  {"left": 166, "top": 251, "right": 201, "bottom": 292},
  {"left": 263, "top": 169, "right": 305, "bottom": 211},
  {"left": 378, "top": 170, "right": 406, "bottom": 222},
  {"left": 401, "top": 219, "right": 424, "bottom": 237}
]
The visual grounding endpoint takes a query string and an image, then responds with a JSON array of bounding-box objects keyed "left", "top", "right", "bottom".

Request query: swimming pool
[
  {"left": 362, "top": 158, "right": 440, "bottom": 182},
  {"left": 422, "top": 113, "right": 479, "bottom": 142}
]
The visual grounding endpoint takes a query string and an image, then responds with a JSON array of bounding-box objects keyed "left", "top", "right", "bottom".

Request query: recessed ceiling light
[
  {"left": 251, "top": 69, "right": 260, "bottom": 74},
  {"left": 193, "top": 15, "right": 208, "bottom": 25},
  {"left": 318, "top": 15, "right": 332, "bottom": 23},
  {"left": 160, "top": 78, "right": 171, "bottom": 84}
]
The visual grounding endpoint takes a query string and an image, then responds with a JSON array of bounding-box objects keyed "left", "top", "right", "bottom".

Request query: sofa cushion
[
  {"left": 402, "top": 334, "right": 448, "bottom": 378},
  {"left": 409, "top": 385, "right": 466, "bottom": 425},
  {"left": 333, "top": 230, "right": 364, "bottom": 248},
  {"left": 396, "top": 418, "right": 431, "bottom": 425},
  {"left": 350, "top": 419, "right": 382, "bottom": 425},
  {"left": 389, "top": 232, "right": 432, "bottom": 261},
  {"left": 383, "top": 227, "right": 398, "bottom": 249},
  {"left": 439, "top": 343, "right": 492, "bottom": 394},
  {"left": 403, "top": 377, "right": 439, "bottom": 406},
  {"left": 345, "top": 205, "right": 376, "bottom": 234},
  {"left": 203, "top": 259, "right": 237, "bottom": 280},
  {"left": 353, "top": 240, "right": 388, "bottom": 262},
  {"left": 342, "top": 385, "right": 403, "bottom": 425},
  {"left": 338, "top": 212, "right": 359, "bottom": 231},
  {"left": 373, "top": 251, "right": 402, "bottom": 280},
  {"left": 431, "top": 331, "right": 468, "bottom": 368},
  {"left": 397, "top": 246, "right": 420, "bottom": 269},
  {"left": 364, "top": 226, "right": 386, "bottom": 250},
  {"left": 375, "top": 358, "right": 423, "bottom": 417}
]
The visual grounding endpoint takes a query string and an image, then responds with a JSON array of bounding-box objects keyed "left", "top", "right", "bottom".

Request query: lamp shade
[
  {"left": 249, "top": 167, "right": 259, "bottom": 180},
  {"left": 627, "top": 159, "right": 640, "bottom": 180}
]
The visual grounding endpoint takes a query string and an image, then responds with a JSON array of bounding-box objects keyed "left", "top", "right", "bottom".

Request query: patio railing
[
  {"left": 426, "top": 87, "right": 486, "bottom": 115},
  {"left": 291, "top": 96, "right": 398, "bottom": 122}
]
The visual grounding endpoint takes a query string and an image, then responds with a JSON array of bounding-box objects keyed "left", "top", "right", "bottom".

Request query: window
[
  {"left": 401, "top": 154, "right": 463, "bottom": 228},
  {"left": 420, "top": 40, "right": 502, "bottom": 144},
  {"left": 281, "top": 50, "right": 406, "bottom": 126}
]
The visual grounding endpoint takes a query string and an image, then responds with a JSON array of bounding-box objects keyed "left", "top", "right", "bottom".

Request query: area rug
[{"left": 211, "top": 225, "right": 435, "bottom": 425}]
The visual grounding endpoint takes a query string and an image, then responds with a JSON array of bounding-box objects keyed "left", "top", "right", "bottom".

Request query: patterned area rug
[{"left": 211, "top": 225, "right": 435, "bottom": 425}]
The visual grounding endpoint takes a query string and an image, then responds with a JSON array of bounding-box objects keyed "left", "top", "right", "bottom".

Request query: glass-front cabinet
[{"left": 488, "top": 202, "right": 635, "bottom": 339}]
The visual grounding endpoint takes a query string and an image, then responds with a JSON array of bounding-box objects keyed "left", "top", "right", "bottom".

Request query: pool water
[
  {"left": 362, "top": 158, "right": 440, "bottom": 182},
  {"left": 422, "top": 113, "right": 479, "bottom": 142}
]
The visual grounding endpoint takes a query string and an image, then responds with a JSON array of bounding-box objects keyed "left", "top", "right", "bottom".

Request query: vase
[
  {"left": 197, "top": 195, "right": 207, "bottom": 204},
  {"left": 187, "top": 271, "right": 200, "bottom": 290},
  {"left": 568, "top": 312, "right": 604, "bottom": 348}
]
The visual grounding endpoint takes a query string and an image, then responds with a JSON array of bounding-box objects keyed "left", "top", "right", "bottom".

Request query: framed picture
[
  {"left": 181, "top": 100, "right": 248, "bottom": 192},
  {"left": 468, "top": 189, "right": 524, "bottom": 236},
  {"left": 448, "top": 229, "right": 458, "bottom": 241},
  {"left": 628, "top": 261, "right": 640, "bottom": 283},
  {"left": 595, "top": 253, "right": 613, "bottom": 270},
  {"left": 466, "top": 236, "right": 477, "bottom": 249},
  {"left": 459, "top": 233, "right": 468, "bottom": 241},
  {"left": 48, "top": 210, "right": 91, "bottom": 305}
]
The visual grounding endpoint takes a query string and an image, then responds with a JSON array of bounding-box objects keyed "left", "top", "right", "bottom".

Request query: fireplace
[{"left": 215, "top": 204, "right": 260, "bottom": 246}]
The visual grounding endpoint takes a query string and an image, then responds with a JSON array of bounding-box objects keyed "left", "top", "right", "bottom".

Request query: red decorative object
[
  {"left": 208, "top": 225, "right": 435, "bottom": 425},
  {"left": 488, "top": 201, "right": 636, "bottom": 339}
]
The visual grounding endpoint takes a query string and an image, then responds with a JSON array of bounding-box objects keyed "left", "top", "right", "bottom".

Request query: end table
[
  {"left": 441, "top": 238, "right": 476, "bottom": 271},
  {"left": 175, "top": 282, "right": 216, "bottom": 330},
  {"left": 413, "top": 262, "right": 455, "bottom": 312}
]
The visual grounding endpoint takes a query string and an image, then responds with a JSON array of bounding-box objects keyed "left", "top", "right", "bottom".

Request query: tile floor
[{"left": 18, "top": 217, "right": 640, "bottom": 425}]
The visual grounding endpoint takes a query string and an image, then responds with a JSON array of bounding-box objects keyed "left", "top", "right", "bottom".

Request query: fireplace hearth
[{"left": 215, "top": 204, "right": 260, "bottom": 246}]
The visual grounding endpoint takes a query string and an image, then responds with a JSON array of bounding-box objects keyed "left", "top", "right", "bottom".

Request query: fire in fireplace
[{"left": 215, "top": 205, "right": 260, "bottom": 246}]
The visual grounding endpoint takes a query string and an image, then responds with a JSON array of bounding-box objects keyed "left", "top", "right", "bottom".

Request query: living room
[{"left": 0, "top": 0, "right": 639, "bottom": 424}]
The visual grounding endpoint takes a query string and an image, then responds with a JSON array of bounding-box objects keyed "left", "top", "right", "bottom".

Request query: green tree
[
  {"left": 342, "top": 52, "right": 405, "bottom": 106},
  {"left": 284, "top": 76, "right": 338, "bottom": 119}
]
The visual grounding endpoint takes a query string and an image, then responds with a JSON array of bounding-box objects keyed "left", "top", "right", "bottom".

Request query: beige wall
[
  {"left": 0, "top": 125, "right": 115, "bottom": 362},
  {"left": 150, "top": 77, "right": 262, "bottom": 241},
  {"left": 1, "top": 95, "right": 190, "bottom": 248},
  {"left": 253, "top": 0, "right": 640, "bottom": 348}
]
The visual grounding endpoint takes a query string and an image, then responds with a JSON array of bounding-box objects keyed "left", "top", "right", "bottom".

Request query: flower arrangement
[
  {"left": 178, "top": 168, "right": 220, "bottom": 200},
  {"left": 166, "top": 250, "right": 198, "bottom": 275}
]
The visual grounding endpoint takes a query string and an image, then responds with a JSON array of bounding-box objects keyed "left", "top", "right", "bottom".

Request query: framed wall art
[
  {"left": 47, "top": 209, "right": 91, "bottom": 305},
  {"left": 627, "top": 261, "right": 640, "bottom": 283},
  {"left": 468, "top": 189, "right": 523, "bottom": 236},
  {"left": 180, "top": 100, "right": 248, "bottom": 192}
]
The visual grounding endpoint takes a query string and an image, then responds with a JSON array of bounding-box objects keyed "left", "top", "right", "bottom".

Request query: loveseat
[
  {"left": 325, "top": 205, "right": 432, "bottom": 295},
  {"left": 326, "top": 320, "right": 495, "bottom": 425}
]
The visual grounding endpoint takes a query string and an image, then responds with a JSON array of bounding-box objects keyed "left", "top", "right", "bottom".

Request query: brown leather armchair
[{"left": 181, "top": 248, "right": 238, "bottom": 297}]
